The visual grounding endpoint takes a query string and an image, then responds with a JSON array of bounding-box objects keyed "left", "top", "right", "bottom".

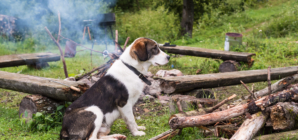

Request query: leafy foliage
[{"left": 25, "top": 102, "right": 71, "bottom": 132}]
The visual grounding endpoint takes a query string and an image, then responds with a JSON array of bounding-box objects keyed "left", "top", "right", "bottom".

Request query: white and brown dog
[{"left": 60, "top": 38, "right": 170, "bottom": 140}]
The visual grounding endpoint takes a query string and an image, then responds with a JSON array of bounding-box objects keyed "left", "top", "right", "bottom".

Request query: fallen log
[
  {"left": 0, "top": 71, "right": 89, "bottom": 101},
  {"left": 270, "top": 102, "right": 298, "bottom": 130},
  {"left": 254, "top": 73, "right": 298, "bottom": 98},
  {"left": 0, "top": 53, "right": 60, "bottom": 68},
  {"left": 230, "top": 112, "right": 268, "bottom": 140},
  {"left": 158, "top": 66, "right": 298, "bottom": 94},
  {"left": 169, "top": 86, "right": 298, "bottom": 129},
  {"left": 159, "top": 45, "right": 255, "bottom": 63},
  {"left": 253, "top": 129, "right": 298, "bottom": 140},
  {"left": 19, "top": 95, "right": 62, "bottom": 120}
]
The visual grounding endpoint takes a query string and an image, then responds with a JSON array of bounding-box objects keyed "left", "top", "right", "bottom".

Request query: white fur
[
  {"left": 85, "top": 106, "right": 104, "bottom": 140},
  {"left": 89, "top": 38, "right": 169, "bottom": 138}
]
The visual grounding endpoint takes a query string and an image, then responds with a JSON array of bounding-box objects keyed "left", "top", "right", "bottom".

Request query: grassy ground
[{"left": 1, "top": 0, "right": 298, "bottom": 139}]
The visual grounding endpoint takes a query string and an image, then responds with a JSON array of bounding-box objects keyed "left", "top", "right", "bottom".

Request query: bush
[
  {"left": 116, "top": 6, "right": 179, "bottom": 43},
  {"left": 262, "top": 9, "right": 298, "bottom": 38}
]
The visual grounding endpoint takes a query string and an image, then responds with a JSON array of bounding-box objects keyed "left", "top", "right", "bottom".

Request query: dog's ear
[{"left": 130, "top": 39, "right": 148, "bottom": 61}]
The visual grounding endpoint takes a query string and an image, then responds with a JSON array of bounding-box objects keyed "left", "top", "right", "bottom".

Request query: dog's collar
[{"left": 121, "top": 60, "right": 152, "bottom": 85}]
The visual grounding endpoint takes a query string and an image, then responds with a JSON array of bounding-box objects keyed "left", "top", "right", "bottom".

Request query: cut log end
[
  {"left": 219, "top": 60, "right": 240, "bottom": 73},
  {"left": 159, "top": 80, "right": 177, "bottom": 94},
  {"left": 19, "top": 95, "right": 61, "bottom": 120},
  {"left": 169, "top": 117, "right": 180, "bottom": 130}
]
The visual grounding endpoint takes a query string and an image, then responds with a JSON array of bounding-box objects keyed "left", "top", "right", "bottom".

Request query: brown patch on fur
[{"left": 130, "top": 38, "right": 159, "bottom": 61}]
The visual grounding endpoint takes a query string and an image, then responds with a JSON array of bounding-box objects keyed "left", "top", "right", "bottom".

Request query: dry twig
[
  {"left": 240, "top": 80, "right": 256, "bottom": 100},
  {"left": 44, "top": 27, "right": 68, "bottom": 78}
]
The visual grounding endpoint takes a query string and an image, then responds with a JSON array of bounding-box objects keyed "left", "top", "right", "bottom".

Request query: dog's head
[{"left": 129, "top": 38, "right": 170, "bottom": 66}]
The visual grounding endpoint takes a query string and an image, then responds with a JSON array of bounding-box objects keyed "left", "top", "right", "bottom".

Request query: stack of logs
[{"left": 150, "top": 72, "right": 298, "bottom": 140}]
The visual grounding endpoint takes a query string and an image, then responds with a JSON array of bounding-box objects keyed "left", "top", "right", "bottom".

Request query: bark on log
[
  {"left": 169, "top": 86, "right": 298, "bottom": 129},
  {"left": 0, "top": 53, "right": 60, "bottom": 68},
  {"left": 159, "top": 46, "right": 255, "bottom": 63},
  {"left": 270, "top": 102, "right": 298, "bottom": 130},
  {"left": 253, "top": 129, "right": 298, "bottom": 140},
  {"left": 219, "top": 60, "right": 240, "bottom": 73},
  {"left": 254, "top": 73, "right": 298, "bottom": 98},
  {"left": 158, "top": 66, "right": 298, "bottom": 94},
  {"left": 0, "top": 71, "right": 89, "bottom": 101},
  {"left": 19, "top": 95, "right": 62, "bottom": 120},
  {"left": 230, "top": 112, "right": 268, "bottom": 140}
]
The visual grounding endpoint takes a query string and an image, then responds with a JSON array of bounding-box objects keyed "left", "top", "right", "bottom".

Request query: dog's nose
[{"left": 167, "top": 55, "right": 170, "bottom": 60}]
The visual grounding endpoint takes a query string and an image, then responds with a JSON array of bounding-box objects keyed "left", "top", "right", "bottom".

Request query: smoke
[{"left": 0, "top": 0, "right": 117, "bottom": 51}]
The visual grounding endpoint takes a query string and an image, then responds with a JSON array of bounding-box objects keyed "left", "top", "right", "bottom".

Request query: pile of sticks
[{"left": 151, "top": 68, "right": 298, "bottom": 140}]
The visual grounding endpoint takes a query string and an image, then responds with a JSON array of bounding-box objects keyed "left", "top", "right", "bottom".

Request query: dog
[{"left": 60, "top": 38, "right": 170, "bottom": 140}]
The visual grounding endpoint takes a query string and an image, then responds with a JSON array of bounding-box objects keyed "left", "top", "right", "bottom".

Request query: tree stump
[
  {"left": 19, "top": 95, "right": 62, "bottom": 121},
  {"left": 219, "top": 60, "right": 240, "bottom": 73}
]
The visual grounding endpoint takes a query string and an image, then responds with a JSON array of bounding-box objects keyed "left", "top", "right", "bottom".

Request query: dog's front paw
[
  {"left": 137, "top": 126, "right": 146, "bottom": 130},
  {"left": 132, "top": 131, "right": 146, "bottom": 136}
]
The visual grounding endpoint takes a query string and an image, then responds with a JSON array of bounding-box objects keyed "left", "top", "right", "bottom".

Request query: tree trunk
[
  {"left": 0, "top": 71, "right": 89, "bottom": 101},
  {"left": 19, "top": 95, "right": 62, "bottom": 120},
  {"left": 157, "top": 66, "right": 298, "bottom": 94},
  {"left": 159, "top": 46, "right": 255, "bottom": 63},
  {"left": 180, "top": 0, "right": 194, "bottom": 37},
  {"left": 230, "top": 112, "right": 268, "bottom": 140}
]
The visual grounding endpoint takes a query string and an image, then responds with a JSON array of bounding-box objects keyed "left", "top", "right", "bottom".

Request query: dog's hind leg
[{"left": 85, "top": 106, "right": 104, "bottom": 140}]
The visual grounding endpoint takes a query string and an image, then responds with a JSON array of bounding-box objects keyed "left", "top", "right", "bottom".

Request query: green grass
[{"left": 1, "top": 0, "right": 298, "bottom": 139}]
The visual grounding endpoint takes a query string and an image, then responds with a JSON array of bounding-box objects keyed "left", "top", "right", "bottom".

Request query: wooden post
[
  {"left": 123, "top": 37, "right": 130, "bottom": 51},
  {"left": 82, "top": 26, "right": 86, "bottom": 42},
  {"left": 87, "top": 26, "right": 91, "bottom": 40}
]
